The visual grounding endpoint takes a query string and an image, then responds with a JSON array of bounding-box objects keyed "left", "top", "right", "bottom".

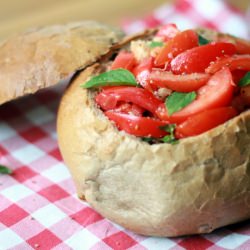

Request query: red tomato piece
[
  {"left": 149, "top": 70, "right": 209, "bottom": 92},
  {"left": 155, "top": 29, "right": 198, "bottom": 66},
  {"left": 133, "top": 57, "right": 157, "bottom": 92},
  {"left": 105, "top": 111, "right": 168, "bottom": 138},
  {"left": 171, "top": 42, "right": 237, "bottom": 74},
  {"left": 206, "top": 55, "right": 250, "bottom": 74},
  {"left": 111, "top": 51, "right": 136, "bottom": 71},
  {"left": 218, "top": 35, "right": 250, "bottom": 55},
  {"left": 114, "top": 102, "right": 144, "bottom": 117},
  {"left": 232, "top": 70, "right": 247, "bottom": 84},
  {"left": 175, "top": 107, "right": 238, "bottom": 138},
  {"left": 156, "top": 68, "right": 235, "bottom": 123},
  {"left": 95, "top": 86, "right": 163, "bottom": 117},
  {"left": 155, "top": 23, "right": 180, "bottom": 41}
]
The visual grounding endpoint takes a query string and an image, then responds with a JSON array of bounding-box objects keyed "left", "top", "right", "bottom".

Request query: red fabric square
[
  {"left": 27, "top": 229, "right": 61, "bottom": 250},
  {"left": 13, "top": 166, "right": 37, "bottom": 183},
  {"left": 175, "top": 0, "right": 191, "bottom": 12},
  {"left": 144, "top": 15, "right": 161, "bottom": 28},
  {"left": 49, "top": 148, "right": 63, "bottom": 161},
  {"left": 0, "top": 145, "right": 8, "bottom": 157},
  {"left": 179, "top": 236, "right": 214, "bottom": 250},
  {"left": 38, "top": 184, "right": 69, "bottom": 202},
  {"left": 71, "top": 207, "right": 103, "bottom": 226},
  {"left": 0, "top": 204, "right": 29, "bottom": 226},
  {"left": 19, "top": 126, "right": 48, "bottom": 143},
  {"left": 103, "top": 232, "right": 137, "bottom": 250}
]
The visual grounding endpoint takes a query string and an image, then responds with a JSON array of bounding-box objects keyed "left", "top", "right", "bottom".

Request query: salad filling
[{"left": 83, "top": 24, "right": 250, "bottom": 143}]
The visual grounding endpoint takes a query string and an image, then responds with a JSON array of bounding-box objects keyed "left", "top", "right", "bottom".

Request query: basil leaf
[
  {"left": 82, "top": 69, "right": 137, "bottom": 88},
  {"left": 162, "top": 135, "right": 179, "bottom": 144},
  {"left": 198, "top": 34, "right": 210, "bottom": 46},
  {"left": 160, "top": 124, "right": 176, "bottom": 134},
  {"left": 239, "top": 72, "right": 250, "bottom": 87},
  {"left": 166, "top": 92, "right": 197, "bottom": 116},
  {"left": 160, "top": 124, "right": 178, "bottom": 144},
  {"left": 0, "top": 165, "right": 12, "bottom": 175},
  {"left": 149, "top": 41, "right": 164, "bottom": 48}
]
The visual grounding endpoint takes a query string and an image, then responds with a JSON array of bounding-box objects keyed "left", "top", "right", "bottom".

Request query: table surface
[{"left": 0, "top": 0, "right": 248, "bottom": 41}]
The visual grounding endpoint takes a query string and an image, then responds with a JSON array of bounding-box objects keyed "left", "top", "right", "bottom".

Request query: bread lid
[{"left": 0, "top": 21, "right": 123, "bottom": 105}]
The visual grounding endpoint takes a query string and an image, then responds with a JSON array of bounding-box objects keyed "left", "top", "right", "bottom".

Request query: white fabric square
[
  {"left": 194, "top": 0, "right": 224, "bottom": 19},
  {"left": 66, "top": 229, "right": 99, "bottom": 250},
  {"left": 125, "top": 20, "right": 147, "bottom": 34},
  {"left": 0, "top": 123, "right": 16, "bottom": 141},
  {"left": 41, "top": 163, "right": 71, "bottom": 182},
  {"left": 26, "top": 106, "right": 54, "bottom": 125},
  {"left": 31, "top": 204, "right": 66, "bottom": 228},
  {"left": 1, "top": 184, "right": 33, "bottom": 202},
  {"left": 218, "top": 15, "right": 249, "bottom": 39},
  {"left": 216, "top": 233, "right": 250, "bottom": 249},
  {"left": 12, "top": 144, "right": 44, "bottom": 164},
  {"left": 165, "top": 14, "right": 196, "bottom": 30},
  {"left": 141, "top": 237, "right": 177, "bottom": 250},
  {"left": 0, "top": 228, "right": 23, "bottom": 249}
]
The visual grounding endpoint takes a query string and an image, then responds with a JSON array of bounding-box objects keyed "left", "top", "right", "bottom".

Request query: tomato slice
[
  {"left": 95, "top": 86, "right": 163, "bottom": 116},
  {"left": 156, "top": 68, "right": 235, "bottom": 123},
  {"left": 105, "top": 111, "right": 168, "bottom": 138},
  {"left": 217, "top": 34, "right": 250, "bottom": 55},
  {"left": 206, "top": 55, "right": 250, "bottom": 74},
  {"left": 155, "top": 29, "right": 198, "bottom": 66},
  {"left": 148, "top": 70, "right": 209, "bottom": 92},
  {"left": 133, "top": 57, "right": 157, "bottom": 92},
  {"left": 170, "top": 42, "right": 237, "bottom": 74},
  {"left": 155, "top": 23, "right": 180, "bottom": 41},
  {"left": 111, "top": 51, "right": 136, "bottom": 71},
  {"left": 232, "top": 70, "right": 247, "bottom": 84},
  {"left": 175, "top": 107, "right": 238, "bottom": 138},
  {"left": 114, "top": 102, "right": 144, "bottom": 117}
]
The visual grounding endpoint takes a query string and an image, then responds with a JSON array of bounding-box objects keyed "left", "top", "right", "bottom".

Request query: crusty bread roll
[
  {"left": 57, "top": 48, "right": 250, "bottom": 236},
  {"left": 0, "top": 21, "right": 123, "bottom": 105}
]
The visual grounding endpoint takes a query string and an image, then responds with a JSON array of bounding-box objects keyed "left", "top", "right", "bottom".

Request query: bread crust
[
  {"left": 0, "top": 21, "right": 123, "bottom": 105},
  {"left": 57, "top": 64, "right": 250, "bottom": 237}
]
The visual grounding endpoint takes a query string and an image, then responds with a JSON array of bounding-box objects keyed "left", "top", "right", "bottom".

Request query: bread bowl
[{"left": 57, "top": 25, "right": 250, "bottom": 237}]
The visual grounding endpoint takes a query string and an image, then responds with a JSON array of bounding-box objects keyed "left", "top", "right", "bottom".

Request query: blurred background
[{"left": 0, "top": 0, "right": 249, "bottom": 40}]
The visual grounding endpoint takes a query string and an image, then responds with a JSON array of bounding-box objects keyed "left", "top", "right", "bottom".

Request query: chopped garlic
[{"left": 155, "top": 88, "right": 172, "bottom": 100}]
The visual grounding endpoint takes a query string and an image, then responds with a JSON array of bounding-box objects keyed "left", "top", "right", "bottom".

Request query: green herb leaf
[
  {"left": 162, "top": 135, "right": 179, "bottom": 144},
  {"left": 149, "top": 41, "right": 164, "bottom": 48},
  {"left": 165, "top": 92, "right": 197, "bottom": 116},
  {"left": 160, "top": 124, "right": 178, "bottom": 144},
  {"left": 239, "top": 72, "right": 250, "bottom": 87},
  {"left": 82, "top": 69, "right": 138, "bottom": 89},
  {"left": 160, "top": 124, "right": 176, "bottom": 134},
  {"left": 0, "top": 165, "right": 12, "bottom": 175},
  {"left": 142, "top": 137, "right": 156, "bottom": 143},
  {"left": 198, "top": 34, "right": 210, "bottom": 46}
]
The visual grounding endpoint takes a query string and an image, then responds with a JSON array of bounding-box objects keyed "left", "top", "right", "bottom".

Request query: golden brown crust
[
  {"left": 57, "top": 64, "right": 250, "bottom": 237},
  {"left": 0, "top": 21, "right": 123, "bottom": 105}
]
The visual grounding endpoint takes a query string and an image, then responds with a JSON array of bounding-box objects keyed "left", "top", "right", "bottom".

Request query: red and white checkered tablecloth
[{"left": 0, "top": 0, "right": 250, "bottom": 249}]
